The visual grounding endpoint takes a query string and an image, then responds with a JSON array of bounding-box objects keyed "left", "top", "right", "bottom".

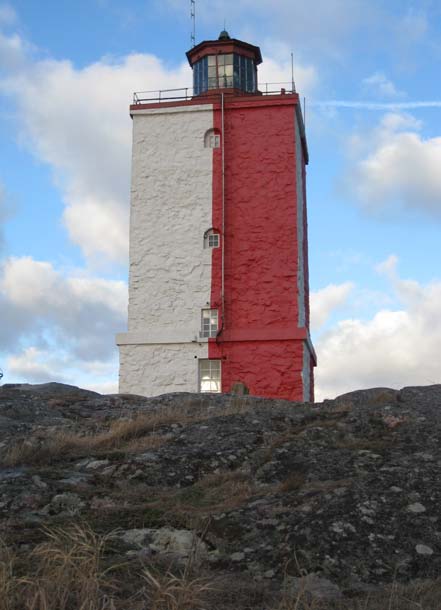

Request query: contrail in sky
[{"left": 310, "top": 100, "right": 441, "bottom": 110}]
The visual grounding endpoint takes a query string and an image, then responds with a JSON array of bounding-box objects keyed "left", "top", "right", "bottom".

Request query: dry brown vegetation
[
  {"left": 3, "top": 428, "right": 171, "bottom": 467},
  {"left": 144, "top": 470, "right": 257, "bottom": 522},
  {"left": 1, "top": 524, "right": 441, "bottom": 610},
  {"left": 142, "top": 567, "right": 213, "bottom": 610},
  {"left": 278, "top": 472, "right": 306, "bottom": 493},
  {"left": 2, "top": 396, "right": 254, "bottom": 468}
]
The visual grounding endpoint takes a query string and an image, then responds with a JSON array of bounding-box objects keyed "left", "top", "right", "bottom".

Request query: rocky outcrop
[{"left": 1, "top": 382, "right": 441, "bottom": 606}]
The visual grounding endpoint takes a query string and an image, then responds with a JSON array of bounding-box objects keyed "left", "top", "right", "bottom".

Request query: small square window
[
  {"left": 199, "top": 359, "right": 221, "bottom": 393},
  {"left": 200, "top": 309, "right": 218, "bottom": 338},
  {"left": 204, "top": 130, "right": 220, "bottom": 149},
  {"left": 208, "top": 233, "right": 220, "bottom": 248},
  {"left": 204, "top": 229, "right": 220, "bottom": 248}
]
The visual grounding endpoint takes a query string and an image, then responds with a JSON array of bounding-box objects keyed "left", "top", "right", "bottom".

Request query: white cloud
[
  {"left": 0, "top": 256, "right": 127, "bottom": 360},
  {"left": 0, "top": 3, "right": 16, "bottom": 26},
  {"left": 5, "top": 345, "right": 120, "bottom": 389},
  {"left": 7, "top": 347, "right": 67, "bottom": 383},
  {"left": 310, "top": 282, "right": 353, "bottom": 330},
  {"left": 85, "top": 380, "right": 118, "bottom": 394},
  {"left": 0, "top": 27, "right": 319, "bottom": 263},
  {"left": 315, "top": 259, "right": 441, "bottom": 401},
  {"left": 342, "top": 112, "right": 441, "bottom": 217},
  {"left": 0, "top": 30, "right": 26, "bottom": 70},
  {"left": 375, "top": 253, "right": 398, "bottom": 277},
  {"left": 0, "top": 182, "right": 11, "bottom": 249},
  {"left": 258, "top": 41, "right": 317, "bottom": 95},
  {"left": 0, "top": 39, "right": 192, "bottom": 263},
  {"left": 362, "top": 72, "right": 404, "bottom": 99}
]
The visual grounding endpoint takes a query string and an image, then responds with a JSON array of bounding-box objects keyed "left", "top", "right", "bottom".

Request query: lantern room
[{"left": 186, "top": 30, "right": 263, "bottom": 95}]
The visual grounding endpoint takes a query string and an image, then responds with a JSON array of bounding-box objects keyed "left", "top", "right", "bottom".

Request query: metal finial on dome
[{"left": 218, "top": 29, "right": 231, "bottom": 40}]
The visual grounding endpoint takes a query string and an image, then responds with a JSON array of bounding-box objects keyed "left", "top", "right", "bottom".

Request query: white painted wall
[
  {"left": 117, "top": 104, "right": 214, "bottom": 396},
  {"left": 119, "top": 342, "right": 208, "bottom": 396}
]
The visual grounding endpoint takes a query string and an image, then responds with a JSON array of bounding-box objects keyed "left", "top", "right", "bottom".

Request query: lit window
[
  {"left": 199, "top": 359, "right": 221, "bottom": 393},
  {"left": 204, "top": 229, "right": 220, "bottom": 249},
  {"left": 200, "top": 309, "right": 218, "bottom": 338},
  {"left": 204, "top": 129, "right": 220, "bottom": 148},
  {"left": 193, "top": 53, "right": 256, "bottom": 96},
  {"left": 206, "top": 54, "right": 234, "bottom": 90}
]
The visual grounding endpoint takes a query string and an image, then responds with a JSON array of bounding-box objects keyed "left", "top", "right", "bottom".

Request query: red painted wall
[{"left": 208, "top": 96, "right": 311, "bottom": 401}]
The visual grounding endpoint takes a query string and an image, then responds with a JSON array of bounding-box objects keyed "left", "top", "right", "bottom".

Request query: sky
[{"left": 0, "top": 0, "right": 440, "bottom": 400}]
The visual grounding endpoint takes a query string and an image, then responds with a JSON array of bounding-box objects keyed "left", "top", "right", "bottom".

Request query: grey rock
[
  {"left": 85, "top": 459, "right": 110, "bottom": 470},
  {"left": 231, "top": 552, "right": 246, "bottom": 562},
  {"left": 407, "top": 502, "right": 426, "bottom": 513},
  {"left": 284, "top": 573, "right": 342, "bottom": 601},
  {"left": 415, "top": 544, "right": 434, "bottom": 555},
  {"left": 49, "top": 492, "right": 84, "bottom": 515},
  {"left": 121, "top": 527, "right": 207, "bottom": 561},
  {"left": 2, "top": 382, "right": 441, "bottom": 598}
]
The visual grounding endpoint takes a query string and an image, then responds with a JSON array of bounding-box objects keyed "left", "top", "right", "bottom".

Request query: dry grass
[
  {"left": 331, "top": 438, "right": 392, "bottom": 452},
  {"left": 3, "top": 431, "right": 170, "bottom": 467},
  {"left": 1, "top": 524, "right": 441, "bottom": 610},
  {"left": 278, "top": 472, "right": 306, "bottom": 493},
  {"left": 0, "top": 524, "right": 213, "bottom": 610},
  {"left": 3, "top": 397, "right": 255, "bottom": 468},
  {"left": 0, "top": 524, "right": 119, "bottom": 610},
  {"left": 142, "top": 567, "right": 213, "bottom": 610},
  {"left": 19, "top": 524, "right": 118, "bottom": 610},
  {"left": 272, "top": 577, "right": 441, "bottom": 610},
  {"left": 0, "top": 541, "right": 17, "bottom": 610},
  {"left": 154, "top": 470, "right": 256, "bottom": 518}
]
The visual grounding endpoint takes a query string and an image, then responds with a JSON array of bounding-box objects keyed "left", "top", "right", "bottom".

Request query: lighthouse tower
[{"left": 116, "top": 31, "right": 316, "bottom": 401}]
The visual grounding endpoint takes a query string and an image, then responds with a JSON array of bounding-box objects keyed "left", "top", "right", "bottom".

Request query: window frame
[
  {"left": 200, "top": 308, "right": 218, "bottom": 338},
  {"left": 208, "top": 233, "right": 220, "bottom": 248},
  {"left": 198, "top": 359, "right": 222, "bottom": 393},
  {"left": 204, "top": 228, "right": 220, "bottom": 249},
  {"left": 204, "top": 129, "right": 221, "bottom": 149}
]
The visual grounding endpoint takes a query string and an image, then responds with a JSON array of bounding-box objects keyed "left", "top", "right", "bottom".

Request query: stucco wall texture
[
  {"left": 119, "top": 343, "right": 208, "bottom": 395},
  {"left": 117, "top": 94, "right": 315, "bottom": 401},
  {"left": 209, "top": 97, "right": 313, "bottom": 401},
  {"left": 118, "top": 105, "right": 213, "bottom": 395}
]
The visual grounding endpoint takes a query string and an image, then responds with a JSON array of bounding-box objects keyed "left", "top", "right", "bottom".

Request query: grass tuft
[{"left": 142, "top": 567, "right": 213, "bottom": 610}]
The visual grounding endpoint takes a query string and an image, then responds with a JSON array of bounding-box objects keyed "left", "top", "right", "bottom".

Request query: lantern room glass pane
[
  {"left": 194, "top": 53, "right": 256, "bottom": 94},
  {"left": 194, "top": 56, "right": 208, "bottom": 95}
]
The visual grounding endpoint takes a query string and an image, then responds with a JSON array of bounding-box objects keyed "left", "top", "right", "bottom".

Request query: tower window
[
  {"left": 204, "top": 229, "right": 220, "bottom": 249},
  {"left": 200, "top": 309, "right": 218, "bottom": 338},
  {"left": 204, "top": 129, "right": 220, "bottom": 148},
  {"left": 207, "top": 54, "right": 234, "bottom": 89},
  {"left": 193, "top": 51, "right": 257, "bottom": 96},
  {"left": 199, "top": 359, "right": 221, "bottom": 393}
]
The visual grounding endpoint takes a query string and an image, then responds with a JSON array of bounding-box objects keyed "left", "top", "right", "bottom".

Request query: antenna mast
[
  {"left": 191, "top": 0, "right": 196, "bottom": 47},
  {"left": 291, "top": 52, "right": 296, "bottom": 93}
]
